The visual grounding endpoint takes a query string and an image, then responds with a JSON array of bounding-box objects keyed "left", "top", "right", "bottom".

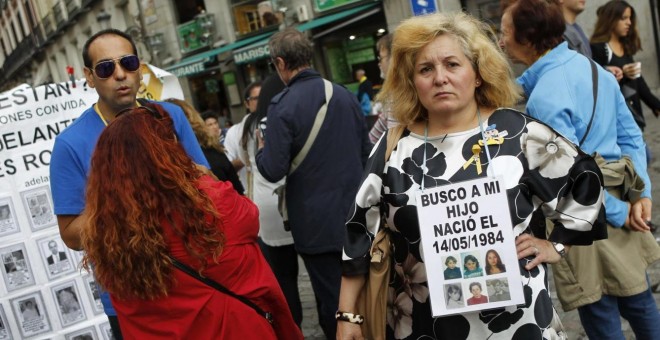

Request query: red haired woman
[{"left": 81, "top": 104, "right": 302, "bottom": 339}]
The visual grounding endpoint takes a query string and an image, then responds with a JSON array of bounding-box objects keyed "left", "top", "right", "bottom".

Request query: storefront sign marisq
[{"left": 233, "top": 42, "right": 270, "bottom": 65}]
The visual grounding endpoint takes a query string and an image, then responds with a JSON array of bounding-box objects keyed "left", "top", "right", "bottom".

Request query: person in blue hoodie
[{"left": 500, "top": 1, "right": 660, "bottom": 339}]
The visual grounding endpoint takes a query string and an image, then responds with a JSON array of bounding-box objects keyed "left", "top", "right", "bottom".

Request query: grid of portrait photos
[
  {"left": 0, "top": 235, "right": 111, "bottom": 338},
  {"left": 1, "top": 81, "right": 137, "bottom": 338},
  {"left": 441, "top": 248, "right": 512, "bottom": 310}
]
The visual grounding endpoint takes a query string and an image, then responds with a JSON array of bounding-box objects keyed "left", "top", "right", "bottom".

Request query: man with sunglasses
[{"left": 49, "top": 28, "right": 209, "bottom": 339}]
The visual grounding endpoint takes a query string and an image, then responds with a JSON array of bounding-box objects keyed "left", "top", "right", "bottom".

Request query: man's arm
[{"left": 57, "top": 214, "right": 85, "bottom": 250}]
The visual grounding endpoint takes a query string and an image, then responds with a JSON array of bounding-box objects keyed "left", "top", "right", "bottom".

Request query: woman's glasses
[
  {"left": 89, "top": 55, "right": 140, "bottom": 79},
  {"left": 115, "top": 105, "right": 163, "bottom": 120}
]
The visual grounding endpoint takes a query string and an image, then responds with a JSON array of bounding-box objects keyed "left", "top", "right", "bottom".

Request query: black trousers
[
  {"left": 258, "top": 239, "right": 303, "bottom": 326},
  {"left": 300, "top": 251, "right": 342, "bottom": 339}
]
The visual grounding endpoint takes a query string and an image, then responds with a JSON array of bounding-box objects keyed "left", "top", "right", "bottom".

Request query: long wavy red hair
[{"left": 81, "top": 103, "right": 224, "bottom": 300}]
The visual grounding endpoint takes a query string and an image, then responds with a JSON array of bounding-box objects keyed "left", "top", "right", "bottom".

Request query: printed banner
[
  {"left": 415, "top": 177, "right": 524, "bottom": 317},
  {"left": 0, "top": 64, "right": 183, "bottom": 338}
]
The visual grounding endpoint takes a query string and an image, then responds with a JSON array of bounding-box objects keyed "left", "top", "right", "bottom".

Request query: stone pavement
[
  {"left": 297, "top": 104, "right": 660, "bottom": 340},
  {"left": 297, "top": 257, "right": 660, "bottom": 339}
]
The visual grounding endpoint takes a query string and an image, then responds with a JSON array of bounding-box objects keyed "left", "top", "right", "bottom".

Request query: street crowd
[{"left": 48, "top": 0, "right": 660, "bottom": 339}]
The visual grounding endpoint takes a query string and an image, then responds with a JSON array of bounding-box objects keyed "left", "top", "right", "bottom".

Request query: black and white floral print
[
  {"left": 522, "top": 121, "right": 578, "bottom": 179},
  {"left": 342, "top": 109, "right": 606, "bottom": 339}
]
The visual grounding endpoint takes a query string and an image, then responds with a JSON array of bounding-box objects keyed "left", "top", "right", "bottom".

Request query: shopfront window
[{"left": 231, "top": 0, "right": 282, "bottom": 36}]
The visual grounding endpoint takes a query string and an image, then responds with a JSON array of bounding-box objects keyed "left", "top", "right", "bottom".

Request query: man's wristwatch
[{"left": 552, "top": 242, "right": 566, "bottom": 258}]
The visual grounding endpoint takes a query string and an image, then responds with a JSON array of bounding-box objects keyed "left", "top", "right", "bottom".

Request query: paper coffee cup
[{"left": 632, "top": 62, "right": 641, "bottom": 79}]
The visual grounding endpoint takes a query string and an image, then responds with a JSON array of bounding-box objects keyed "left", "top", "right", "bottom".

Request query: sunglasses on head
[
  {"left": 89, "top": 55, "right": 140, "bottom": 79},
  {"left": 116, "top": 105, "right": 163, "bottom": 120}
]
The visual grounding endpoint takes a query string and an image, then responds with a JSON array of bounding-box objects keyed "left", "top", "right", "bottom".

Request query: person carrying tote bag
[{"left": 351, "top": 126, "right": 403, "bottom": 340}]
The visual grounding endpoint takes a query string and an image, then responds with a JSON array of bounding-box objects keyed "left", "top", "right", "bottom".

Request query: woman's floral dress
[{"left": 341, "top": 109, "right": 607, "bottom": 339}]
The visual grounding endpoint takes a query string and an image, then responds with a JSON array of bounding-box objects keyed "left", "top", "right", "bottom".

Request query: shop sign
[
  {"left": 410, "top": 0, "right": 437, "bottom": 16},
  {"left": 233, "top": 42, "right": 270, "bottom": 65},
  {"left": 314, "top": 0, "right": 362, "bottom": 12},
  {"left": 170, "top": 60, "right": 208, "bottom": 78},
  {"left": 177, "top": 20, "right": 206, "bottom": 54}
]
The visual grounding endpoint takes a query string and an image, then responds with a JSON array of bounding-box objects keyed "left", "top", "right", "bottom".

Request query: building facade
[{"left": 1, "top": 0, "right": 659, "bottom": 123}]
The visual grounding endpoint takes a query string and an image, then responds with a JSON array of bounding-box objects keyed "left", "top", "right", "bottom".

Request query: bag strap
[
  {"left": 289, "top": 79, "right": 333, "bottom": 174},
  {"left": 376, "top": 125, "right": 405, "bottom": 236},
  {"left": 580, "top": 59, "right": 599, "bottom": 146},
  {"left": 169, "top": 256, "right": 274, "bottom": 324}
]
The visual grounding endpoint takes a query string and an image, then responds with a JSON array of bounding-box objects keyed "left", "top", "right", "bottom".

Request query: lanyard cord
[
  {"left": 476, "top": 108, "right": 495, "bottom": 177},
  {"left": 421, "top": 107, "right": 495, "bottom": 192},
  {"left": 94, "top": 101, "right": 141, "bottom": 127},
  {"left": 94, "top": 103, "right": 109, "bottom": 126},
  {"left": 421, "top": 122, "right": 428, "bottom": 191}
]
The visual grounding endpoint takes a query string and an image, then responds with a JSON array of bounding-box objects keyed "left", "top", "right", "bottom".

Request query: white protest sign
[
  {"left": 415, "top": 177, "right": 524, "bottom": 317},
  {"left": 0, "top": 64, "right": 183, "bottom": 338}
]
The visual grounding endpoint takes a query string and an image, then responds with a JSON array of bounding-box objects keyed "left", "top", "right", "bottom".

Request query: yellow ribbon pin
[{"left": 463, "top": 144, "right": 483, "bottom": 174}]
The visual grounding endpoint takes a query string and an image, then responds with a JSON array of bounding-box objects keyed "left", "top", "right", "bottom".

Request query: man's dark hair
[
  {"left": 268, "top": 28, "right": 313, "bottom": 71},
  {"left": 243, "top": 81, "right": 262, "bottom": 101},
  {"left": 82, "top": 29, "right": 138, "bottom": 67},
  {"left": 201, "top": 110, "right": 218, "bottom": 122}
]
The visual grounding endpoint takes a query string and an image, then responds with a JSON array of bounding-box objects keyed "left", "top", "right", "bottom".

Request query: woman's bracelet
[{"left": 335, "top": 311, "right": 364, "bottom": 324}]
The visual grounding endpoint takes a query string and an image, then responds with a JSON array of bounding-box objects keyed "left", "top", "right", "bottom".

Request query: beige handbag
[{"left": 355, "top": 125, "right": 404, "bottom": 339}]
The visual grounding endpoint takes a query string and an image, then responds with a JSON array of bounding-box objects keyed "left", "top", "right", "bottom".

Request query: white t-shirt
[
  {"left": 223, "top": 116, "right": 248, "bottom": 189},
  {"left": 241, "top": 125, "right": 294, "bottom": 247}
]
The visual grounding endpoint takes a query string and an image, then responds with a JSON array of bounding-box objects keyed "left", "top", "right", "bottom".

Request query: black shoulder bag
[
  {"left": 168, "top": 256, "right": 274, "bottom": 324},
  {"left": 580, "top": 59, "right": 599, "bottom": 145}
]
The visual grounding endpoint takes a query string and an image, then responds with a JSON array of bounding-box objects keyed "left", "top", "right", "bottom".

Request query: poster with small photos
[
  {"left": 0, "top": 197, "right": 20, "bottom": 237},
  {"left": 0, "top": 304, "right": 13, "bottom": 340},
  {"left": 0, "top": 243, "right": 36, "bottom": 292},
  {"left": 98, "top": 321, "right": 113, "bottom": 340},
  {"left": 36, "top": 234, "right": 75, "bottom": 281},
  {"left": 10, "top": 291, "right": 52, "bottom": 338},
  {"left": 20, "top": 186, "right": 57, "bottom": 231},
  {"left": 51, "top": 280, "right": 86, "bottom": 328},
  {"left": 82, "top": 275, "right": 104, "bottom": 315},
  {"left": 65, "top": 325, "right": 99, "bottom": 340}
]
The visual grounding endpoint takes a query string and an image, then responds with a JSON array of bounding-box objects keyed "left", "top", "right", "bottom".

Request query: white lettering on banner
[
  {"left": 415, "top": 177, "right": 525, "bottom": 317},
  {"left": 0, "top": 64, "right": 183, "bottom": 337},
  {"left": 234, "top": 44, "right": 270, "bottom": 65},
  {"left": 171, "top": 62, "right": 205, "bottom": 78},
  {"left": 0, "top": 83, "right": 92, "bottom": 112}
]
